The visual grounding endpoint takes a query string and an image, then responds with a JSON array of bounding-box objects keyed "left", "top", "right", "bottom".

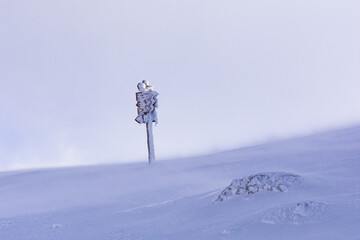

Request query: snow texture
[
  {"left": 261, "top": 201, "right": 331, "bottom": 225},
  {"left": 135, "top": 80, "right": 159, "bottom": 124},
  {"left": 215, "top": 172, "right": 303, "bottom": 202},
  {"left": 1, "top": 125, "right": 360, "bottom": 239},
  {"left": 137, "top": 80, "right": 155, "bottom": 93}
]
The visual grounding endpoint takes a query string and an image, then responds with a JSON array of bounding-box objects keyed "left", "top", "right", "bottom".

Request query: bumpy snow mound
[
  {"left": 261, "top": 201, "right": 330, "bottom": 225},
  {"left": 215, "top": 172, "right": 303, "bottom": 202}
]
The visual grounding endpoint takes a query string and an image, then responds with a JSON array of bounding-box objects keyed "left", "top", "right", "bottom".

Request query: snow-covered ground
[{"left": 1, "top": 126, "right": 360, "bottom": 240}]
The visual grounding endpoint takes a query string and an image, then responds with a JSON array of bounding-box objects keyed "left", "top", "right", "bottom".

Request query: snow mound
[
  {"left": 215, "top": 172, "right": 303, "bottom": 202},
  {"left": 261, "top": 201, "right": 330, "bottom": 225}
]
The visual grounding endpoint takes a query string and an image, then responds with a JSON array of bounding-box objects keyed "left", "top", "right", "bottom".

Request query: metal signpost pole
[
  {"left": 146, "top": 120, "right": 155, "bottom": 164},
  {"left": 135, "top": 80, "right": 159, "bottom": 164}
]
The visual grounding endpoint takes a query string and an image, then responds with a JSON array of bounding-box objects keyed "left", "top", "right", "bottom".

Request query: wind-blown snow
[{"left": 1, "top": 126, "right": 360, "bottom": 239}]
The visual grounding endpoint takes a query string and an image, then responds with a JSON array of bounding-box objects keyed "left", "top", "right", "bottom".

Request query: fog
[{"left": 1, "top": 0, "right": 359, "bottom": 170}]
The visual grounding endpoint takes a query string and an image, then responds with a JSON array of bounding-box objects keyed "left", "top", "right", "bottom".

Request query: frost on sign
[
  {"left": 135, "top": 80, "right": 159, "bottom": 124},
  {"left": 135, "top": 80, "right": 158, "bottom": 164}
]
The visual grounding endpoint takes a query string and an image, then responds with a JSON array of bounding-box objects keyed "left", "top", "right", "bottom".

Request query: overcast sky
[{"left": 1, "top": 0, "right": 360, "bottom": 171}]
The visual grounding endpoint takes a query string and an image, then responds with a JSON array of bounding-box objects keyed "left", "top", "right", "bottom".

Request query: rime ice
[
  {"left": 135, "top": 80, "right": 159, "bottom": 164},
  {"left": 135, "top": 80, "right": 159, "bottom": 125}
]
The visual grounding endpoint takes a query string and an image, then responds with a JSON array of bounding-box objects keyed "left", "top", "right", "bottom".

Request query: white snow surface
[{"left": 1, "top": 126, "right": 360, "bottom": 239}]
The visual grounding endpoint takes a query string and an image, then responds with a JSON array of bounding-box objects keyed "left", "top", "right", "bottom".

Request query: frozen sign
[
  {"left": 135, "top": 80, "right": 159, "bottom": 164},
  {"left": 135, "top": 80, "right": 159, "bottom": 124}
]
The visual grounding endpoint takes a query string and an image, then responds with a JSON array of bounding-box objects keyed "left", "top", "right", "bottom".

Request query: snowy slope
[{"left": 1, "top": 126, "right": 360, "bottom": 240}]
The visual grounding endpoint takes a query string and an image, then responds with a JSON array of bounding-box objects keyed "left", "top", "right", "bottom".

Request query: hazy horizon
[{"left": 1, "top": 0, "right": 360, "bottom": 171}]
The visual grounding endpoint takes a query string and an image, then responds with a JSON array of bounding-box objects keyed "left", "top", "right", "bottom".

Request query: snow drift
[
  {"left": 261, "top": 201, "right": 332, "bottom": 225},
  {"left": 1, "top": 126, "right": 360, "bottom": 240}
]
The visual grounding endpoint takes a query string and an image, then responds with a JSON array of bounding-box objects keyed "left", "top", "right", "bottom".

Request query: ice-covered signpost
[{"left": 135, "top": 80, "right": 159, "bottom": 164}]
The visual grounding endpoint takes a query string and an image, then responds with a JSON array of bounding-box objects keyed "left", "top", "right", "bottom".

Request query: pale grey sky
[{"left": 1, "top": 0, "right": 360, "bottom": 170}]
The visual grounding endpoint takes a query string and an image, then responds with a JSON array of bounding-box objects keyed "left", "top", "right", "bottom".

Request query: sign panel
[{"left": 135, "top": 88, "right": 159, "bottom": 124}]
